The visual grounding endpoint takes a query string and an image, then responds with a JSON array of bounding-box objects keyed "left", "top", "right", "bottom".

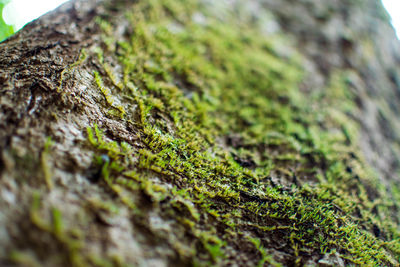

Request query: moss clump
[
  {"left": 41, "top": 137, "right": 54, "bottom": 190},
  {"left": 83, "top": 0, "right": 400, "bottom": 265}
]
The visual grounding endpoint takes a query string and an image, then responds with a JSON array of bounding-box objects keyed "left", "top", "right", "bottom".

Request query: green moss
[
  {"left": 28, "top": 192, "right": 83, "bottom": 266},
  {"left": 41, "top": 137, "right": 54, "bottom": 190},
  {"left": 84, "top": 0, "right": 400, "bottom": 265},
  {"left": 248, "top": 236, "right": 281, "bottom": 267},
  {"left": 94, "top": 71, "right": 126, "bottom": 118},
  {"left": 58, "top": 49, "right": 88, "bottom": 92},
  {"left": 9, "top": 250, "right": 41, "bottom": 267},
  {"left": 26, "top": 191, "right": 128, "bottom": 267}
]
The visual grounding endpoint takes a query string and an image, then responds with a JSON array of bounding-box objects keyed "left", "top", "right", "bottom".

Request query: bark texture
[{"left": 0, "top": 0, "right": 399, "bottom": 266}]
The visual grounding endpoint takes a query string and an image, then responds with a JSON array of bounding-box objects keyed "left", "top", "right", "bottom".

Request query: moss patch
[{"left": 79, "top": 0, "right": 400, "bottom": 265}]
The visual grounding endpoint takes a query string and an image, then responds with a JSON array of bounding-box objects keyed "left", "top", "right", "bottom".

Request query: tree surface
[{"left": 0, "top": 0, "right": 400, "bottom": 266}]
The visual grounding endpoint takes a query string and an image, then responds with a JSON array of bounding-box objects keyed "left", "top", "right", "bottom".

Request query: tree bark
[{"left": 0, "top": 0, "right": 399, "bottom": 266}]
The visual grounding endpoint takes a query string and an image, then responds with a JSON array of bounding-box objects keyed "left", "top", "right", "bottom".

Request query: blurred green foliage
[{"left": 0, "top": 0, "right": 14, "bottom": 42}]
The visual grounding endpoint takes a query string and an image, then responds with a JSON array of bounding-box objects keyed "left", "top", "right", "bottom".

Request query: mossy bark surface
[{"left": 0, "top": 0, "right": 399, "bottom": 266}]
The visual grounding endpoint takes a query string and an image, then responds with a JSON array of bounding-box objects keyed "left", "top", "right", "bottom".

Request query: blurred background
[
  {"left": 0, "top": 0, "right": 399, "bottom": 42},
  {"left": 382, "top": 0, "right": 399, "bottom": 38},
  {"left": 0, "top": 0, "right": 68, "bottom": 41}
]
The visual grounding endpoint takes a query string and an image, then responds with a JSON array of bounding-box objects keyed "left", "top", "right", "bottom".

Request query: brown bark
[{"left": 0, "top": 0, "right": 399, "bottom": 266}]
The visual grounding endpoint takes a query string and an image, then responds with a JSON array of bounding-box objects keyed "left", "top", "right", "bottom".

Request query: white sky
[
  {"left": 2, "top": 0, "right": 400, "bottom": 39},
  {"left": 382, "top": 0, "right": 400, "bottom": 38},
  {"left": 3, "top": 0, "right": 69, "bottom": 30}
]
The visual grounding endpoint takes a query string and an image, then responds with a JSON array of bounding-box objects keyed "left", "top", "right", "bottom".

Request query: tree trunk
[{"left": 0, "top": 0, "right": 399, "bottom": 266}]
